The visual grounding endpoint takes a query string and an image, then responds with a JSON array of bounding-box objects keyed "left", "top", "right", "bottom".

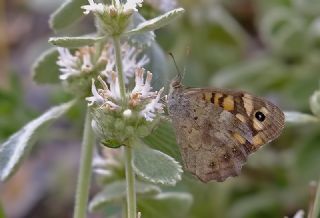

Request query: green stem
[
  {"left": 124, "top": 145, "right": 137, "bottom": 218},
  {"left": 73, "top": 109, "right": 95, "bottom": 218},
  {"left": 112, "top": 35, "right": 136, "bottom": 218},
  {"left": 113, "top": 36, "right": 127, "bottom": 101}
]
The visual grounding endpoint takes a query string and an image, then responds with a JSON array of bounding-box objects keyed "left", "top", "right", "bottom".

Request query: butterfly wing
[{"left": 167, "top": 87, "right": 285, "bottom": 182}]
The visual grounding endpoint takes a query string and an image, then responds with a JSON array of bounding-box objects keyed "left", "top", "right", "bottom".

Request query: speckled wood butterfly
[{"left": 167, "top": 76, "right": 285, "bottom": 182}]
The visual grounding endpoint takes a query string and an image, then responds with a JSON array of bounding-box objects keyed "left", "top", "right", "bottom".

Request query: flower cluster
[
  {"left": 56, "top": 43, "right": 148, "bottom": 97},
  {"left": 86, "top": 68, "right": 164, "bottom": 147},
  {"left": 81, "top": 0, "right": 143, "bottom": 35},
  {"left": 102, "top": 43, "right": 149, "bottom": 84},
  {"left": 57, "top": 46, "right": 101, "bottom": 97},
  {"left": 57, "top": 47, "right": 98, "bottom": 80},
  {"left": 82, "top": 0, "right": 143, "bottom": 15}
]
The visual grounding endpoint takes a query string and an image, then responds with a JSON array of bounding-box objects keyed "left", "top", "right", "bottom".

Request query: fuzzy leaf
[
  {"left": 32, "top": 48, "right": 60, "bottom": 84},
  {"left": 49, "top": 0, "right": 88, "bottom": 31},
  {"left": 138, "top": 192, "right": 193, "bottom": 218},
  {"left": 133, "top": 143, "right": 183, "bottom": 185},
  {"left": 49, "top": 36, "right": 104, "bottom": 48},
  {"left": 127, "top": 12, "right": 155, "bottom": 45},
  {"left": 89, "top": 180, "right": 161, "bottom": 212},
  {"left": 126, "top": 8, "right": 185, "bottom": 35},
  {"left": 0, "top": 100, "right": 76, "bottom": 181},
  {"left": 284, "top": 111, "right": 319, "bottom": 124}
]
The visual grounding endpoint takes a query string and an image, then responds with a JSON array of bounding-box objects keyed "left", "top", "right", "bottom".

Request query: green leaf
[
  {"left": 126, "top": 8, "right": 185, "bottom": 35},
  {"left": 138, "top": 192, "right": 193, "bottom": 218},
  {"left": 143, "top": 121, "right": 181, "bottom": 162},
  {"left": 284, "top": 111, "right": 319, "bottom": 124},
  {"left": 0, "top": 100, "right": 76, "bottom": 181},
  {"left": 49, "top": 36, "right": 105, "bottom": 48},
  {"left": 31, "top": 48, "right": 60, "bottom": 84},
  {"left": 89, "top": 180, "right": 161, "bottom": 212},
  {"left": 49, "top": 0, "right": 88, "bottom": 31},
  {"left": 132, "top": 142, "right": 183, "bottom": 185}
]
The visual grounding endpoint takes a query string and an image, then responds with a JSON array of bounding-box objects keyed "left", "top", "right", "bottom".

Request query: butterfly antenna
[{"left": 169, "top": 52, "right": 183, "bottom": 83}]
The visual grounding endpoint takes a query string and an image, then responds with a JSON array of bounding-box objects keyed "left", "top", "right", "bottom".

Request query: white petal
[
  {"left": 81, "top": 0, "right": 105, "bottom": 14},
  {"left": 124, "top": 0, "right": 143, "bottom": 11},
  {"left": 86, "top": 79, "right": 104, "bottom": 106},
  {"left": 109, "top": 73, "right": 121, "bottom": 100},
  {"left": 140, "top": 87, "right": 164, "bottom": 121}
]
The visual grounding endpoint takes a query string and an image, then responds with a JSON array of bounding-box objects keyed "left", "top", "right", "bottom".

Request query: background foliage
[{"left": 0, "top": 0, "right": 320, "bottom": 217}]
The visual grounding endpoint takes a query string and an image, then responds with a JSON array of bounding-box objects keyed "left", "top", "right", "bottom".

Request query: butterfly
[{"left": 167, "top": 77, "right": 285, "bottom": 182}]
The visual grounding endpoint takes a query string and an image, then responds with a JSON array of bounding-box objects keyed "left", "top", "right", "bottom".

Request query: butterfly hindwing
[{"left": 168, "top": 86, "right": 285, "bottom": 182}]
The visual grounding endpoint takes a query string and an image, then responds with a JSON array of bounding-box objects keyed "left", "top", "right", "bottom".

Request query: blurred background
[{"left": 1, "top": 0, "right": 320, "bottom": 217}]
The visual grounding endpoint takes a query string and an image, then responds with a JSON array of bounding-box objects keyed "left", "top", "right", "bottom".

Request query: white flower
[
  {"left": 122, "top": 44, "right": 149, "bottom": 82},
  {"left": 140, "top": 87, "right": 164, "bottom": 121},
  {"left": 86, "top": 75, "right": 121, "bottom": 110},
  {"left": 102, "top": 43, "right": 149, "bottom": 84},
  {"left": 81, "top": 52, "right": 93, "bottom": 72},
  {"left": 81, "top": 0, "right": 143, "bottom": 15},
  {"left": 86, "top": 79, "right": 104, "bottom": 106},
  {"left": 57, "top": 48, "right": 81, "bottom": 80},
  {"left": 131, "top": 68, "right": 154, "bottom": 98},
  {"left": 81, "top": 0, "right": 105, "bottom": 15},
  {"left": 123, "top": 0, "right": 144, "bottom": 13},
  {"left": 57, "top": 47, "right": 94, "bottom": 80}
]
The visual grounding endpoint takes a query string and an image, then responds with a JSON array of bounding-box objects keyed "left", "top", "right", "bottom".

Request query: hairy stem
[
  {"left": 73, "top": 109, "right": 95, "bottom": 218},
  {"left": 124, "top": 145, "right": 137, "bottom": 218},
  {"left": 113, "top": 35, "right": 137, "bottom": 218},
  {"left": 113, "top": 36, "right": 127, "bottom": 101}
]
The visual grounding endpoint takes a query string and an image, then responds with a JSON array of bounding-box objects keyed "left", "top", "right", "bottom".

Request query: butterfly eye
[{"left": 255, "top": 111, "right": 266, "bottom": 122}]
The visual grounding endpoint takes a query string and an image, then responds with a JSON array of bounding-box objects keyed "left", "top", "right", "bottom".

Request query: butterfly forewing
[{"left": 168, "top": 86, "right": 285, "bottom": 182}]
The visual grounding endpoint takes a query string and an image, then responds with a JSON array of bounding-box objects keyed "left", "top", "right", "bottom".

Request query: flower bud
[{"left": 123, "top": 109, "right": 132, "bottom": 118}]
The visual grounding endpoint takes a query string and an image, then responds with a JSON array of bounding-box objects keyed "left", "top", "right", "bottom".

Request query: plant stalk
[
  {"left": 73, "top": 109, "right": 95, "bottom": 218},
  {"left": 113, "top": 35, "right": 137, "bottom": 218},
  {"left": 124, "top": 145, "right": 137, "bottom": 218},
  {"left": 113, "top": 36, "right": 127, "bottom": 101}
]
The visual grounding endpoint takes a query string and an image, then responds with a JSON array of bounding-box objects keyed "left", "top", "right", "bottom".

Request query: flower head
[
  {"left": 56, "top": 43, "right": 147, "bottom": 97},
  {"left": 86, "top": 68, "right": 164, "bottom": 147},
  {"left": 57, "top": 47, "right": 95, "bottom": 80},
  {"left": 81, "top": 0, "right": 105, "bottom": 15},
  {"left": 123, "top": 0, "right": 144, "bottom": 13},
  {"left": 81, "top": 0, "right": 145, "bottom": 35},
  {"left": 86, "top": 74, "right": 121, "bottom": 110}
]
